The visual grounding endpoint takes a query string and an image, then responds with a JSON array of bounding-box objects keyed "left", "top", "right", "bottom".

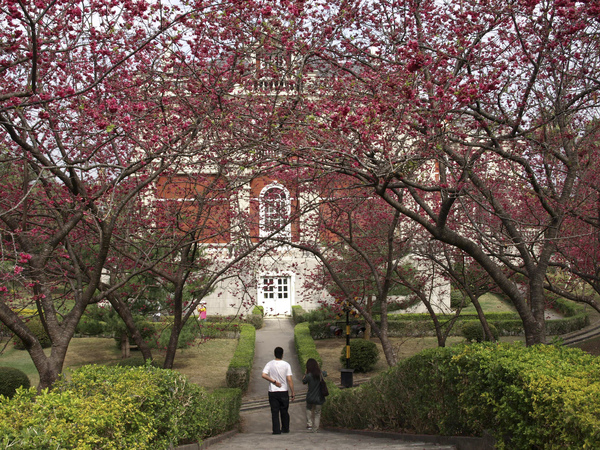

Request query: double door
[{"left": 260, "top": 276, "right": 291, "bottom": 315}]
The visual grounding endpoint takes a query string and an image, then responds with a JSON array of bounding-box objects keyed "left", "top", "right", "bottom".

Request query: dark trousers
[{"left": 268, "top": 391, "right": 290, "bottom": 434}]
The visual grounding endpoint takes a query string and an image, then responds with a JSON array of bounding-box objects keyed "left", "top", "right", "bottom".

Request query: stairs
[{"left": 560, "top": 321, "right": 600, "bottom": 346}]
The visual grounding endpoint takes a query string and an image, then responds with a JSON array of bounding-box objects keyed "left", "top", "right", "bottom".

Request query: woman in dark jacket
[{"left": 301, "top": 358, "right": 327, "bottom": 432}]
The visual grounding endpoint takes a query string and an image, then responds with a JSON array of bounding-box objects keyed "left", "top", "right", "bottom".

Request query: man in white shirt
[{"left": 262, "top": 346, "right": 295, "bottom": 434}]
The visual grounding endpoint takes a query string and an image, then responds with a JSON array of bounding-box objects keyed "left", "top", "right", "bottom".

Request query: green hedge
[
  {"left": 207, "top": 387, "right": 242, "bottom": 433},
  {"left": 76, "top": 317, "right": 106, "bottom": 336},
  {"left": 546, "top": 314, "right": 589, "bottom": 336},
  {"left": 339, "top": 339, "right": 379, "bottom": 373},
  {"left": 294, "top": 305, "right": 348, "bottom": 324},
  {"left": 306, "top": 309, "right": 587, "bottom": 340},
  {"left": 548, "top": 296, "right": 586, "bottom": 317},
  {"left": 250, "top": 306, "right": 264, "bottom": 329},
  {"left": 545, "top": 297, "right": 589, "bottom": 336},
  {"left": 0, "top": 364, "right": 241, "bottom": 449},
  {"left": 321, "top": 343, "right": 600, "bottom": 449},
  {"left": 462, "top": 322, "right": 499, "bottom": 342},
  {"left": 294, "top": 323, "right": 336, "bottom": 396},
  {"left": 199, "top": 320, "right": 241, "bottom": 338},
  {"left": 226, "top": 324, "right": 256, "bottom": 393},
  {"left": 294, "top": 322, "right": 322, "bottom": 369},
  {"left": 292, "top": 305, "right": 306, "bottom": 323},
  {"left": 247, "top": 312, "right": 263, "bottom": 330}
]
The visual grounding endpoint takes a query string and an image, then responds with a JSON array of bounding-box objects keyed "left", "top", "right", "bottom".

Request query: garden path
[{"left": 203, "top": 317, "right": 464, "bottom": 450}]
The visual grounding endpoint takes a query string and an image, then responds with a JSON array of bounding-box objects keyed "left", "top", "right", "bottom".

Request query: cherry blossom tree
[
  {"left": 267, "top": 173, "right": 431, "bottom": 366},
  {"left": 421, "top": 243, "right": 499, "bottom": 343},
  {"left": 113, "top": 167, "right": 272, "bottom": 369},
  {"left": 259, "top": 0, "right": 600, "bottom": 345},
  {"left": 0, "top": 0, "right": 256, "bottom": 388}
]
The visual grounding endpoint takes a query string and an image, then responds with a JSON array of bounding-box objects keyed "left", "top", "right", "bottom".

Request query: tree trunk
[
  {"left": 107, "top": 293, "right": 153, "bottom": 362},
  {"left": 120, "top": 332, "right": 130, "bottom": 359},
  {"left": 373, "top": 296, "right": 398, "bottom": 366},
  {"left": 1, "top": 300, "right": 76, "bottom": 390},
  {"left": 27, "top": 340, "right": 69, "bottom": 391},
  {"left": 363, "top": 296, "right": 373, "bottom": 341},
  {"left": 36, "top": 357, "right": 66, "bottom": 391},
  {"left": 523, "top": 283, "right": 547, "bottom": 345},
  {"left": 378, "top": 189, "right": 550, "bottom": 345},
  {"left": 468, "top": 295, "right": 496, "bottom": 342},
  {"left": 163, "top": 280, "right": 186, "bottom": 369},
  {"left": 419, "top": 293, "right": 450, "bottom": 348},
  {"left": 163, "top": 326, "right": 181, "bottom": 369}
]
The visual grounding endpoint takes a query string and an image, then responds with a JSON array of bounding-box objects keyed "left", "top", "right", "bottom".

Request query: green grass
[
  {"left": 0, "top": 341, "right": 41, "bottom": 383},
  {"left": 461, "top": 292, "right": 516, "bottom": 314},
  {"left": 0, "top": 336, "right": 237, "bottom": 391}
]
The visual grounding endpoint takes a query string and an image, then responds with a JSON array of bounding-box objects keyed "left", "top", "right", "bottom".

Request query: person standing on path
[
  {"left": 262, "top": 346, "right": 295, "bottom": 434},
  {"left": 302, "top": 358, "right": 327, "bottom": 432}
]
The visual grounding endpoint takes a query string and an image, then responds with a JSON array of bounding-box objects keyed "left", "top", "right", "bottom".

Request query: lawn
[
  {"left": 0, "top": 337, "right": 236, "bottom": 391},
  {"left": 461, "top": 292, "right": 516, "bottom": 314},
  {"left": 2, "top": 291, "right": 593, "bottom": 392}
]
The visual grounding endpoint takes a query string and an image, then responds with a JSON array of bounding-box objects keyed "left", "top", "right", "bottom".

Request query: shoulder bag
[{"left": 319, "top": 373, "right": 329, "bottom": 397}]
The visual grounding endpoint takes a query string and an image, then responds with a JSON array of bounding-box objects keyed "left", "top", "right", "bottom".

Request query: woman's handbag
[{"left": 319, "top": 374, "right": 329, "bottom": 397}]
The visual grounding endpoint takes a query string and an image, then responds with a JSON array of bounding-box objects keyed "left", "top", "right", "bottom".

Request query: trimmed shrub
[
  {"left": 110, "top": 316, "right": 157, "bottom": 348},
  {"left": 304, "top": 305, "right": 340, "bottom": 323},
  {"left": 200, "top": 319, "right": 241, "bottom": 338},
  {"left": 490, "top": 319, "right": 524, "bottom": 336},
  {"left": 208, "top": 388, "right": 242, "bottom": 434},
  {"left": 450, "top": 289, "right": 471, "bottom": 309},
  {"left": 77, "top": 304, "right": 111, "bottom": 336},
  {"left": 386, "top": 319, "right": 440, "bottom": 337},
  {"left": 547, "top": 296, "right": 585, "bottom": 317},
  {"left": 307, "top": 309, "right": 588, "bottom": 341},
  {"left": 247, "top": 310, "right": 263, "bottom": 330},
  {"left": 0, "top": 364, "right": 241, "bottom": 449},
  {"left": 112, "top": 357, "right": 161, "bottom": 368},
  {"left": 308, "top": 321, "right": 335, "bottom": 339},
  {"left": 339, "top": 339, "right": 379, "bottom": 373},
  {"left": 0, "top": 367, "right": 30, "bottom": 399},
  {"left": 76, "top": 317, "right": 106, "bottom": 336},
  {"left": 546, "top": 314, "right": 589, "bottom": 336},
  {"left": 12, "top": 317, "right": 51, "bottom": 350},
  {"left": 226, "top": 324, "right": 256, "bottom": 392},
  {"left": 322, "top": 343, "right": 600, "bottom": 449},
  {"left": 294, "top": 322, "right": 322, "bottom": 369},
  {"left": 462, "top": 321, "right": 499, "bottom": 342},
  {"left": 156, "top": 319, "right": 201, "bottom": 349},
  {"left": 292, "top": 305, "right": 306, "bottom": 323}
]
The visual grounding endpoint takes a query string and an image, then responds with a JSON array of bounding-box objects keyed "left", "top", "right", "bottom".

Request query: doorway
[{"left": 259, "top": 275, "right": 292, "bottom": 315}]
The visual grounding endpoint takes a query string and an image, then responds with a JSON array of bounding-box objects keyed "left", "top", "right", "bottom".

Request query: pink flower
[{"left": 18, "top": 253, "right": 32, "bottom": 264}]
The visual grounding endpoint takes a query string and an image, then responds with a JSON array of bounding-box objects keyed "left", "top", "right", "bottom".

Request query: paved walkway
[{"left": 204, "top": 317, "right": 458, "bottom": 450}]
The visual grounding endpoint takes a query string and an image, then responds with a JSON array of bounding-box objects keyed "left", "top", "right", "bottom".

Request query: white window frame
[{"left": 259, "top": 182, "right": 291, "bottom": 239}]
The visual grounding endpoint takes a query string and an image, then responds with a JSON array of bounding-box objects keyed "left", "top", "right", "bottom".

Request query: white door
[{"left": 260, "top": 276, "right": 291, "bottom": 315}]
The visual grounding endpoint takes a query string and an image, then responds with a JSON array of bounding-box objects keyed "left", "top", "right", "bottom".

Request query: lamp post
[
  {"left": 345, "top": 304, "right": 350, "bottom": 368},
  {"left": 340, "top": 301, "right": 354, "bottom": 388}
]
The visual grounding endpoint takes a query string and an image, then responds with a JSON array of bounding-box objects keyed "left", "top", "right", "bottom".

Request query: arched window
[{"left": 260, "top": 184, "right": 291, "bottom": 238}]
